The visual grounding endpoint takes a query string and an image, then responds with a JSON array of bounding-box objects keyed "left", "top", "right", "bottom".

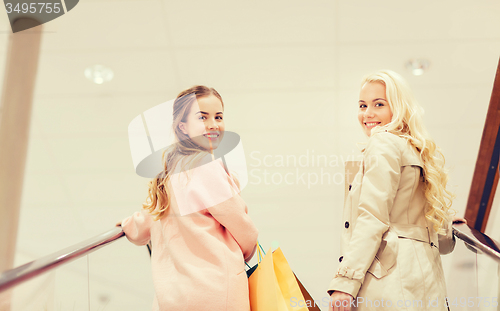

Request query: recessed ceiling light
[
  {"left": 405, "top": 59, "right": 430, "bottom": 76},
  {"left": 84, "top": 65, "right": 114, "bottom": 84}
]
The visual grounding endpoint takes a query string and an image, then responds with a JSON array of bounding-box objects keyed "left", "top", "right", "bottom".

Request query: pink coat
[{"left": 121, "top": 158, "right": 258, "bottom": 311}]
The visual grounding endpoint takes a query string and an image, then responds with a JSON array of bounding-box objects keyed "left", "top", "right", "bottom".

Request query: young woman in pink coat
[
  {"left": 120, "top": 86, "right": 258, "bottom": 311},
  {"left": 328, "top": 71, "right": 458, "bottom": 311}
]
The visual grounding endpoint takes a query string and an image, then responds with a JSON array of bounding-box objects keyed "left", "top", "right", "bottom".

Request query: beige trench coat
[{"left": 328, "top": 132, "right": 455, "bottom": 311}]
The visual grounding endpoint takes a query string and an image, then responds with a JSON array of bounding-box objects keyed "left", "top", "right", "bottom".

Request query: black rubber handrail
[
  {"left": 453, "top": 223, "right": 500, "bottom": 263},
  {"left": 0, "top": 227, "right": 124, "bottom": 293}
]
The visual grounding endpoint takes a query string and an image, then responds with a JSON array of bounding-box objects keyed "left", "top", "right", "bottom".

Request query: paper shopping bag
[
  {"left": 248, "top": 247, "right": 309, "bottom": 311},
  {"left": 294, "top": 274, "right": 322, "bottom": 311}
]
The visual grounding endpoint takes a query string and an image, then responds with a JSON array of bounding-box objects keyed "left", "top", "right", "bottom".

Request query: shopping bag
[
  {"left": 294, "top": 274, "right": 322, "bottom": 311},
  {"left": 247, "top": 244, "right": 311, "bottom": 311}
]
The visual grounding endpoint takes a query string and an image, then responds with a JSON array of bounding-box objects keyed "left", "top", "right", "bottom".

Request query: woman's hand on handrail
[{"left": 452, "top": 215, "right": 467, "bottom": 225}]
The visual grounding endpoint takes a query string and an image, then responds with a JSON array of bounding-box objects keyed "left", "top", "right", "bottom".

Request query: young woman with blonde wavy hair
[
  {"left": 328, "top": 70, "right": 461, "bottom": 311},
  {"left": 120, "top": 86, "right": 258, "bottom": 311}
]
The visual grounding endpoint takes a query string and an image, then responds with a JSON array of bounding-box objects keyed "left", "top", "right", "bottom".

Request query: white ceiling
[{"left": 3, "top": 0, "right": 500, "bottom": 309}]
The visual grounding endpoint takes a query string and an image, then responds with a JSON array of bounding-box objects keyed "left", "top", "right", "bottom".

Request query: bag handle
[{"left": 245, "top": 241, "right": 266, "bottom": 268}]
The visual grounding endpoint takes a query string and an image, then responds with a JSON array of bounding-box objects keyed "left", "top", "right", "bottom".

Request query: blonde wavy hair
[
  {"left": 362, "top": 70, "right": 454, "bottom": 233},
  {"left": 143, "top": 86, "right": 224, "bottom": 220}
]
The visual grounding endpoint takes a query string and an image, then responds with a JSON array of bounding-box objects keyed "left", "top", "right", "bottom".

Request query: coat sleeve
[
  {"left": 208, "top": 194, "right": 259, "bottom": 261},
  {"left": 438, "top": 219, "right": 456, "bottom": 255},
  {"left": 186, "top": 159, "right": 259, "bottom": 262},
  {"left": 121, "top": 210, "right": 153, "bottom": 246},
  {"left": 328, "top": 132, "right": 402, "bottom": 298}
]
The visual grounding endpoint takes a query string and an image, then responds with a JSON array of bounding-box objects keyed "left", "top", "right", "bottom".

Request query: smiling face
[
  {"left": 358, "top": 82, "right": 393, "bottom": 137},
  {"left": 178, "top": 94, "right": 225, "bottom": 151}
]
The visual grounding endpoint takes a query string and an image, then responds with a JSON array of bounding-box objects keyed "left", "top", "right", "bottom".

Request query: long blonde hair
[
  {"left": 143, "top": 86, "right": 224, "bottom": 220},
  {"left": 362, "top": 70, "right": 454, "bottom": 233}
]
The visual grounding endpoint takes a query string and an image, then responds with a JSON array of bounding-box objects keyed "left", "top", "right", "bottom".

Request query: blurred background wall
[{"left": 1, "top": 0, "right": 500, "bottom": 309}]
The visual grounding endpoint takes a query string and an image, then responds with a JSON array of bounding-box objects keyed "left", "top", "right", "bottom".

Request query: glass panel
[
  {"left": 446, "top": 239, "right": 478, "bottom": 311},
  {"left": 447, "top": 237, "right": 500, "bottom": 311},
  {"left": 87, "top": 238, "right": 154, "bottom": 310},
  {"left": 1, "top": 237, "right": 153, "bottom": 311},
  {"left": 0, "top": 254, "right": 89, "bottom": 311},
  {"left": 52, "top": 255, "right": 90, "bottom": 311},
  {"left": 476, "top": 250, "right": 499, "bottom": 311}
]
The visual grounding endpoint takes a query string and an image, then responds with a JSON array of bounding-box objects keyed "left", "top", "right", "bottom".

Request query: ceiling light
[
  {"left": 405, "top": 59, "right": 430, "bottom": 76},
  {"left": 84, "top": 65, "right": 114, "bottom": 84}
]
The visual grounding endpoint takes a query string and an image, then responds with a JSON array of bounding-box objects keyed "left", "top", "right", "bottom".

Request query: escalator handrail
[
  {"left": 453, "top": 223, "right": 500, "bottom": 262},
  {"left": 0, "top": 226, "right": 124, "bottom": 293},
  {"left": 2, "top": 223, "right": 499, "bottom": 293}
]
